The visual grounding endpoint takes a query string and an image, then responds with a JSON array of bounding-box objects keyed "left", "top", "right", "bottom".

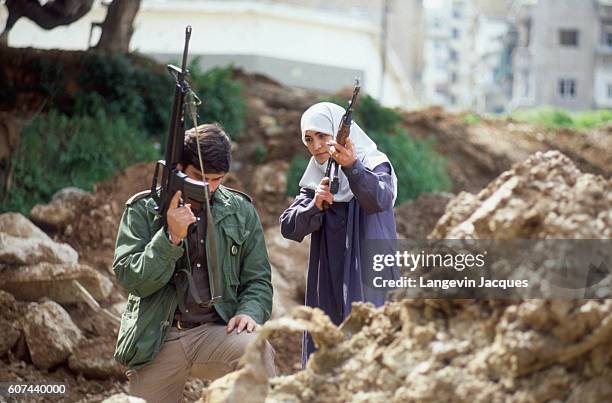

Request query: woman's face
[{"left": 304, "top": 130, "right": 333, "bottom": 164}]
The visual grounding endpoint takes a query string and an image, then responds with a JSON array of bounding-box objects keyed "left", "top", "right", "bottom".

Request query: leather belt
[{"left": 172, "top": 319, "right": 202, "bottom": 330}]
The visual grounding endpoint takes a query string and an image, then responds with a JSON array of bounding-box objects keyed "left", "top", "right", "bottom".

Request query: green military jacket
[{"left": 112, "top": 185, "right": 272, "bottom": 369}]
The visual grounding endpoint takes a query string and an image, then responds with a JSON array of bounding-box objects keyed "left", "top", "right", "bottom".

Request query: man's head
[{"left": 179, "top": 123, "right": 231, "bottom": 193}]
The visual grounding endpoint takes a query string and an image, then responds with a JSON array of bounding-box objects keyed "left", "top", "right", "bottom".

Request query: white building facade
[{"left": 2, "top": 0, "right": 418, "bottom": 108}]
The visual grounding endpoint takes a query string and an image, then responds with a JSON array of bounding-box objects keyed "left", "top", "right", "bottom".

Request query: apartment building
[
  {"left": 511, "top": 0, "right": 612, "bottom": 110},
  {"left": 423, "top": 0, "right": 512, "bottom": 112}
]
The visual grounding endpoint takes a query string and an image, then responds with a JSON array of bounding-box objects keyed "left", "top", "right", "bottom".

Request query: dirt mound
[
  {"left": 402, "top": 108, "right": 612, "bottom": 194},
  {"left": 431, "top": 150, "right": 611, "bottom": 239},
  {"left": 199, "top": 150, "right": 612, "bottom": 403}
]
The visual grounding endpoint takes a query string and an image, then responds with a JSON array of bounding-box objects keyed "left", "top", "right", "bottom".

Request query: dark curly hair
[{"left": 182, "top": 123, "right": 231, "bottom": 173}]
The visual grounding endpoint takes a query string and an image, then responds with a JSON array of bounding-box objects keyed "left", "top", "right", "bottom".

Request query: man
[{"left": 113, "top": 123, "right": 275, "bottom": 402}]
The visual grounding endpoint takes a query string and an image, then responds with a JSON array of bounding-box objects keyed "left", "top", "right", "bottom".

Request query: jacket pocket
[
  {"left": 220, "top": 224, "right": 250, "bottom": 300},
  {"left": 114, "top": 310, "right": 138, "bottom": 366}
]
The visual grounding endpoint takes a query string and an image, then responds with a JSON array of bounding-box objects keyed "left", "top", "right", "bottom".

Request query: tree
[
  {"left": 0, "top": 0, "right": 141, "bottom": 53},
  {"left": 0, "top": 0, "right": 94, "bottom": 44},
  {"left": 94, "top": 0, "right": 141, "bottom": 53}
]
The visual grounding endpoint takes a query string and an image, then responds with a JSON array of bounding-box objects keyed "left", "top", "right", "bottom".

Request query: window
[
  {"left": 450, "top": 72, "right": 458, "bottom": 83},
  {"left": 603, "top": 24, "right": 612, "bottom": 47},
  {"left": 559, "top": 29, "right": 579, "bottom": 46},
  {"left": 449, "top": 49, "right": 458, "bottom": 62},
  {"left": 558, "top": 79, "right": 576, "bottom": 98},
  {"left": 452, "top": 28, "right": 460, "bottom": 39},
  {"left": 607, "top": 84, "right": 612, "bottom": 98}
]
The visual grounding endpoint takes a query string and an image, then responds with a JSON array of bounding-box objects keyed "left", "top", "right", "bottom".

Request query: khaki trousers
[{"left": 126, "top": 323, "right": 276, "bottom": 403}]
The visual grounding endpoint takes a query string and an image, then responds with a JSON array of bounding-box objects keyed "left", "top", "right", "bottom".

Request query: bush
[
  {"left": 321, "top": 94, "right": 451, "bottom": 204},
  {"left": 511, "top": 108, "right": 612, "bottom": 129},
  {"left": 188, "top": 61, "right": 246, "bottom": 140},
  {"left": 1, "top": 110, "right": 158, "bottom": 214},
  {"left": 74, "top": 52, "right": 173, "bottom": 137},
  {"left": 285, "top": 155, "right": 310, "bottom": 197}
]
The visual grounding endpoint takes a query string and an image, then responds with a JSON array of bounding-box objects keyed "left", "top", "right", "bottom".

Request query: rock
[
  {"left": 102, "top": 393, "right": 146, "bottom": 403},
  {"left": 251, "top": 161, "right": 289, "bottom": 197},
  {"left": 68, "top": 338, "right": 125, "bottom": 379},
  {"left": 0, "top": 262, "right": 112, "bottom": 303},
  {"left": 30, "top": 187, "right": 94, "bottom": 232},
  {"left": 431, "top": 151, "right": 612, "bottom": 239},
  {"left": 0, "top": 212, "right": 49, "bottom": 240},
  {"left": 199, "top": 307, "right": 342, "bottom": 403},
  {"left": 264, "top": 227, "right": 308, "bottom": 318},
  {"left": 21, "top": 300, "right": 83, "bottom": 369},
  {"left": 0, "top": 232, "right": 78, "bottom": 266},
  {"left": 0, "top": 317, "right": 20, "bottom": 356}
]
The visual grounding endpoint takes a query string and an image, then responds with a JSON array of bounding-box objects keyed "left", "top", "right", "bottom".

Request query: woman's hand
[
  {"left": 330, "top": 138, "right": 357, "bottom": 168},
  {"left": 314, "top": 177, "right": 334, "bottom": 210}
]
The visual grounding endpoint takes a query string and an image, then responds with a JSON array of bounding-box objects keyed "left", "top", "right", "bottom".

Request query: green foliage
[
  {"left": 74, "top": 52, "right": 173, "bottom": 137},
  {"left": 188, "top": 60, "right": 246, "bottom": 140},
  {"left": 321, "top": 94, "right": 451, "bottom": 204},
  {"left": 369, "top": 128, "right": 451, "bottom": 202},
  {"left": 464, "top": 113, "right": 482, "bottom": 125},
  {"left": 253, "top": 143, "right": 267, "bottom": 164},
  {"left": 285, "top": 155, "right": 309, "bottom": 197},
  {"left": 1, "top": 110, "right": 158, "bottom": 214},
  {"left": 511, "top": 108, "right": 612, "bottom": 129}
]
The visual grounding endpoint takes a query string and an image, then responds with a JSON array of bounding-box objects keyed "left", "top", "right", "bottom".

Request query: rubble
[
  {"left": 30, "top": 187, "right": 95, "bottom": 232},
  {"left": 197, "top": 151, "right": 612, "bottom": 403},
  {"left": 68, "top": 337, "right": 125, "bottom": 379},
  {"left": 0, "top": 262, "right": 113, "bottom": 303},
  {"left": 21, "top": 300, "right": 83, "bottom": 370},
  {"left": 0, "top": 212, "right": 78, "bottom": 265},
  {"left": 431, "top": 151, "right": 611, "bottom": 239}
]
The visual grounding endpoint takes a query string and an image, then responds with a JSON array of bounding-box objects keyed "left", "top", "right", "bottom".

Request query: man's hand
[
  {"left": 330, "top": 138, "right": 357, "bottom": 168},
  {"left": 166, "top": 190, "right": 196, "bottom": 245},
  {"left": 314, "top": 177, "right": 333, "bottom": 210},
  {"left": 227, "top": 314, "right": 258, "bottom": 334}
]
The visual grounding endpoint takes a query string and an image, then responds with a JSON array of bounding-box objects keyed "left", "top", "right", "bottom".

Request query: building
[
  {"left": 2, "top": 0, "right": 423, "bottom": 109},
  {"left": 511, "top": 0, "right": 612, "bottom": 110},
  {"left": 423, "top": 0, "right": 512, "bottom": 112}
]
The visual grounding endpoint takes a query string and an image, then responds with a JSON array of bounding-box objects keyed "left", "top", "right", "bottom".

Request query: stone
[
  {"left": 0, "top": 232, "right": 78, "bottom": 266},
  {"left": 0, "top": 262, "right": 113, "bottom": 303},
  {"left": 21, "top": 300, "right": 83, "bottom": 369},
  {"left": 68, "top": 338, "right": 125, "bottom": 379},
  {"left": 30, "top": 187, "right": 94, "bottom": 231},
  {"left": 0, "top": 317, "right": 20, "bottom": 356},
  {"left": 102, "top": 393, "right": 146, "bottom": 403},
  {"left": 0, "top": 212, "right": 49, "bottom": 240}
]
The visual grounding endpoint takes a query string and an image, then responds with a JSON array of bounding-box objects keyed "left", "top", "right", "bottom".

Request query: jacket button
[
  {"left": 196, "top": 263, "right": 201, "bottom": 268},
  {"left": 231, "top": 245, "right": 238, "bottom": 255}
]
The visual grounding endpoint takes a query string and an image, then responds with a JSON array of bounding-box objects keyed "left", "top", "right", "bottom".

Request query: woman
[{"left": 279, "top": 102, "right": 398, "bottom": 365}]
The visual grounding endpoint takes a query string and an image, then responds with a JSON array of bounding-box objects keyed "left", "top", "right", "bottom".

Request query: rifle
[
  {"left": 323, "top": 79, "right": 361, "bottom": 210},
  {"left": 149, "top": 26, "right": 222, "bottom": 306}
]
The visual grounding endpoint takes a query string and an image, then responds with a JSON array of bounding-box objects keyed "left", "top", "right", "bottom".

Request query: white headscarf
[{"left": 298, "top": 102, "right": 398, "bottom": 204}]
